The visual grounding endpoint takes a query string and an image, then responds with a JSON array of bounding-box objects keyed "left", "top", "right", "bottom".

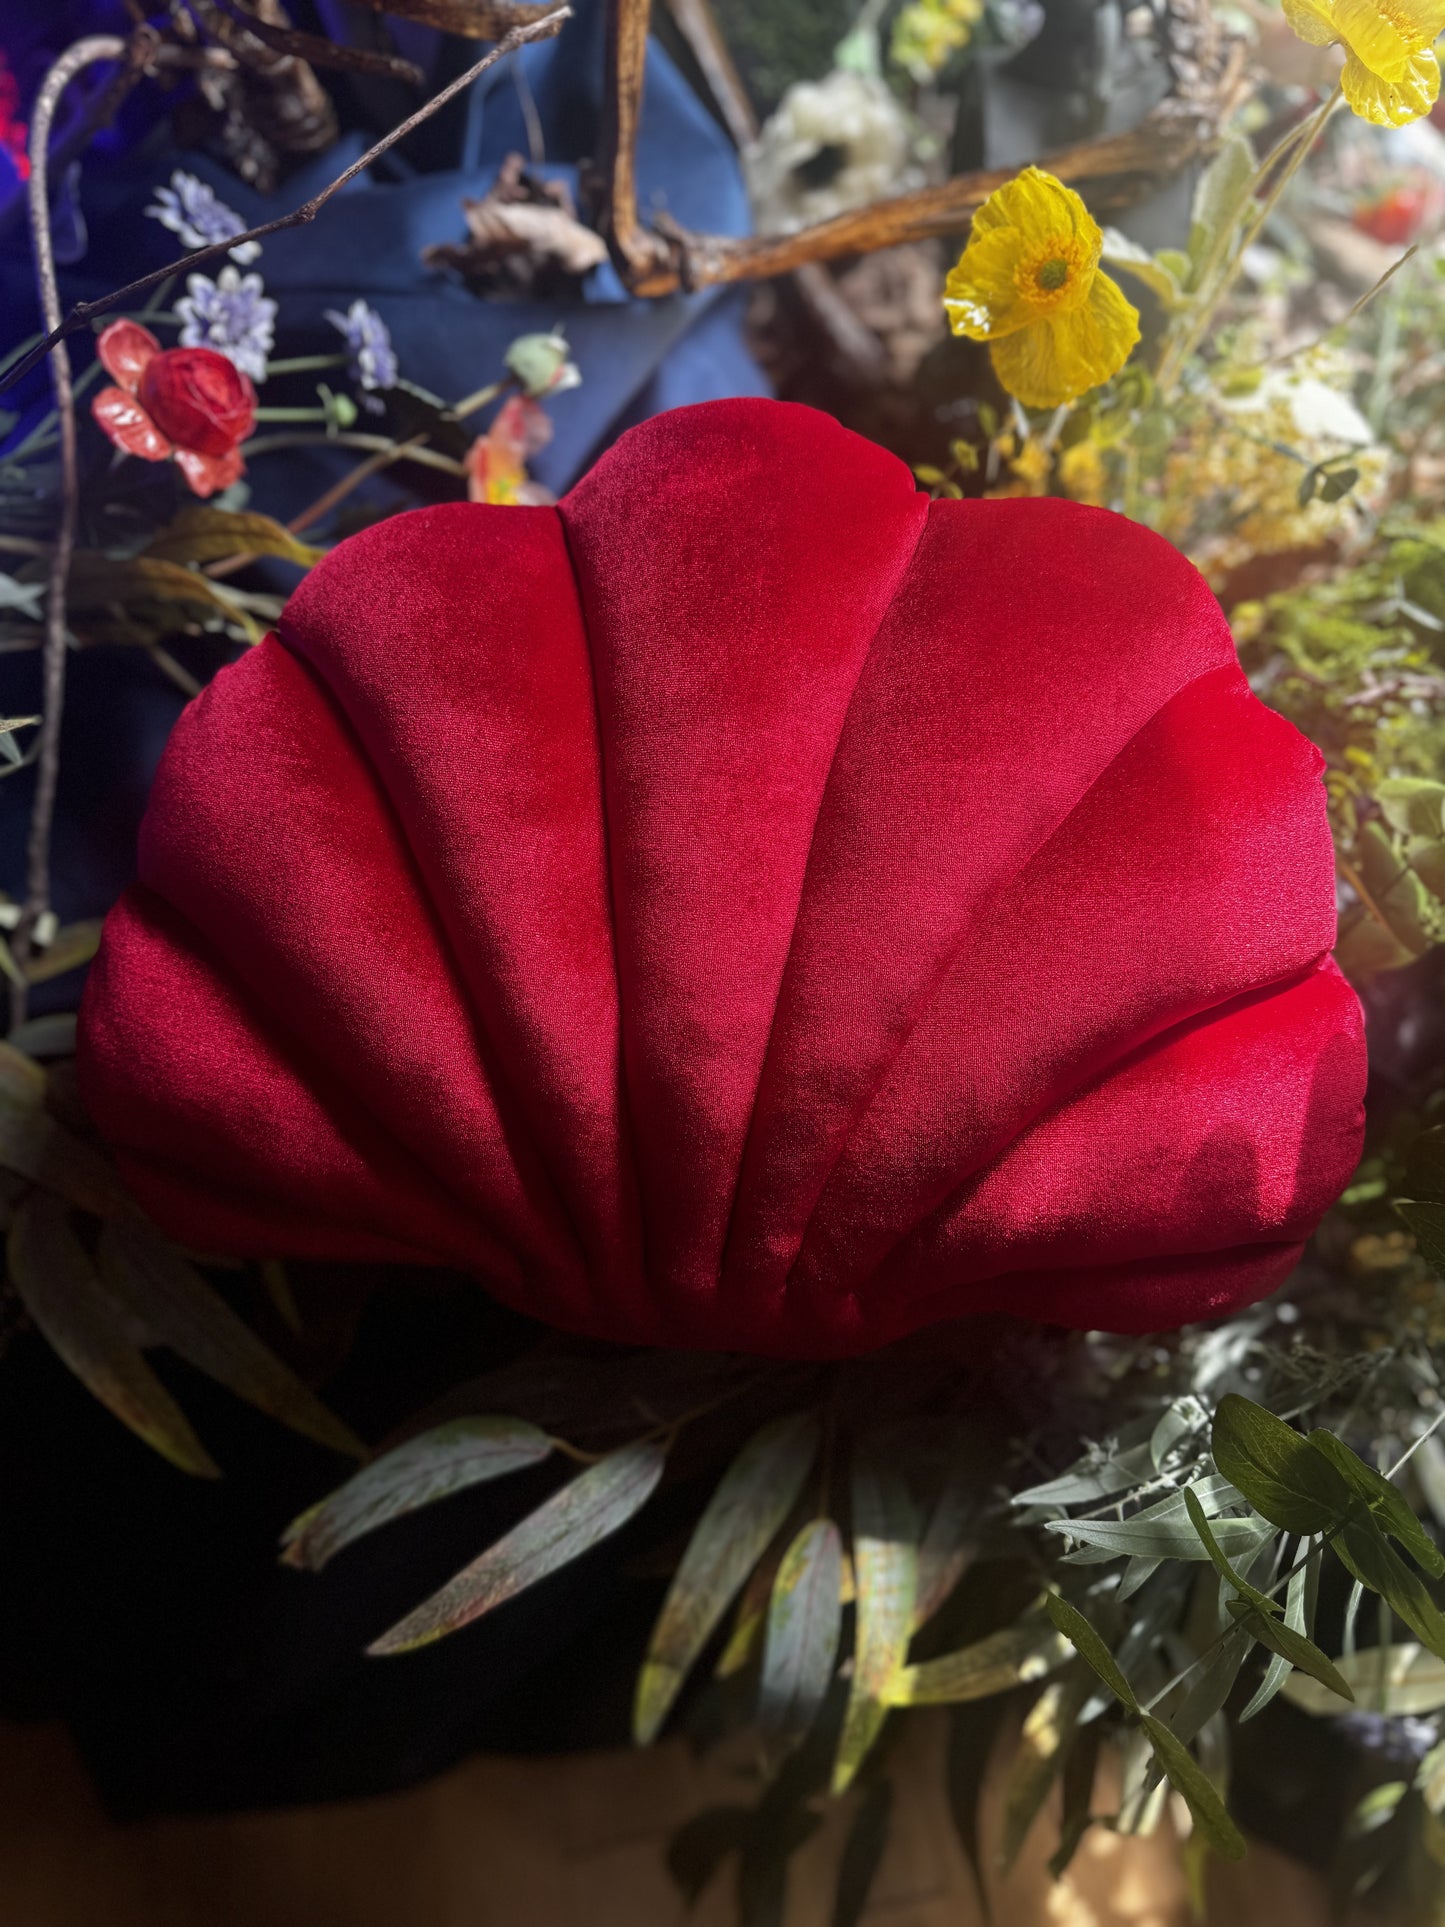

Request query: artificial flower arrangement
[{"left": 2, "top": 1, "right": 1445, "bottom": 1920}]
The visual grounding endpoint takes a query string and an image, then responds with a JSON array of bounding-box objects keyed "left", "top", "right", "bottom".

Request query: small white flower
[
  {"left": 745, "top": 70, "right": 922, "bottom": 237},
  {"left": 175, "top": 266, "right": 277, "bottom": 381},
  {"left": 147, "top": 170, "right": 260, "bottom": 265}
]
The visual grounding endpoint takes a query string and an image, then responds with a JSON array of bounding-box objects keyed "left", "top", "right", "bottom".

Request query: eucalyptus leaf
[
  {"left": 1045, "top": 1594, "right": 1139, "bottom": 1713},
  {"left": 8, "top": 1191, "right": 218, "bottom": 1476},
  {"left": 1333, "top": 1511, "right": 1445, "bottom": 1661},
  {"left": 635, "top": 1413, "right": 819, "bottom": 1744},
  {"left": 832, "top": 1447, "right": 919, "bottom": 1794},
  {"left": 1241, "top": 1538, "right": 1320, "bottom": 1721},
  {"left": 1183, "top": 1485, "right": 1276, "bottom": 1608},
  {"left": 1284, "top": 1643, "right": 1445, "bottom": 1716},
  {"left": 1013, "top": 1440, "right": 1154, "bottom": 1508},
  {"left": 1212, "top": 1393, "right": 1350, "bottom": 1534},
  {"left": 98, "top": 1220, "right": 364, "bottom": 1461},
  {"left": 368, "top": 1437, "right": 667, "bottom": 1655},
  {"left": 1168, "top": 1622, "right": 1253, "bottom": 1748},
  {"left": 281, "top": 1417, "right": 552, "bottom": 1570},
  {"left": 759, "top": 1517, "right": 843, "bottom": 1744},
  {"left": 1307, "top": 1429, "right": 1445, "bottom": 1577},
  {"left": 1227, "top": 1600, "right": 1352, "bottom": 1701},
  {"left": 1139, "top": 1713, "right": 1246, "bottom": 1860}
]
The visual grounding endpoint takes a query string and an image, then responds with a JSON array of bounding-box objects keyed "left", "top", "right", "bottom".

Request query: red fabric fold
[{"left": 77, "top": 398, "right": 1367, "bottom": 1356}]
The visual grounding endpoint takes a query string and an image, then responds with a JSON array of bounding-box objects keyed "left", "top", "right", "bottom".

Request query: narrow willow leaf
[
  {"left": 7, "top": 1012, "right": 77, "bottom": 1058},
  {"left": 0, "top": 1038, "right": 129, "bottom": 1217},
  {"left": 1013, "top": 1441, "right": 1154, "bottom": 1507},
  {"left": 635, "top": 1413, "right": 819, "bottom": 1744},
  {"left": 1284, "top": 1643, "right": 1445, "bottom": 1717},
  {"left": 832, "top": 1779, "right": 892, "bottom": 1927},
  {"left": 1151, "top": 1396, "right": 1207, "bottom": 1470},
  {"left": 832, "top": 1448, "right": 919, "bottom": 1794},
  {"left": 1212, "top": 1393, "right": 1350, "bottom": 1535},
  {"left": 888, "top": 1623, "right": 1068, "bottom": 1706},
  {"left": 1045, "top": 1594, "right": 1139, "bottom": 1712},
  {"left": 759, "top": 1517, "right": 843, "bottom": 1743},
  {"left": 1241, "top": 1539, "right": 1319, "bottom": 1721},
  {"left": 22, "top": 919, "right": 102, "bottom": 984},
  {"left": 717, "top": 1548, "right": 782, "bottom": 1679},
  {"left": 281, "top": 1417, "right": 552, "bottom": 1570},
  {"left": 369, "top": 1437, "right": 667, "bottom": 1655},
  {"left": 912, "top": 1461, "right": 975, "bottom": 1630},
  {"left": 1308, "top": 1429, "right": 1445, "bottom": 1577},
  {"left": 1052, "top": 1501, "right": 1272, "bottom": 1565},
  {"left": 1183, "top": 1486, "right": 1276, "bottom": 1609},
  {"left": 1399, "top": 1200, "right": 1445, "bottom": 1276},
  {"left": 1139, "top": 1714, "right": 1246, "bottom": 1861},
  {"left": 998, "top": 1670, "right": 1091, "bottom": 1875},
  {"left": 1334, "top": 1513, "right": 1445, "bottom": 1661},
  {"left": 1169, "top": 1622, "right": 1253, "bottom": 1748},
  {"left": 98, "top": 1221, "right": 364, "bottom": 1459},
  {"left": 1118, "top": 1555, "right": 1163, "bottom": 1600},
  {"left": 1226, "top": 1600, "right": 1352, "bottom": 1702},
  {"left": 8, "top": 1192, "right": 218, "bottom": 1476},
  {"left": 1048, "top": 1719, "right": 1103, "bottom": 1881},
  {"left": 144, "top": 506, "right": 324, "bottom": 568}
]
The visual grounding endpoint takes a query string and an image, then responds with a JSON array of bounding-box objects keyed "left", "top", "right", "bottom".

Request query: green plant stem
[
  {"left": 1158, "top": 85, "right": 1343, "bottom": 397},
  {"left": 239, "top": 430, "right": 466, "bottom": 475},
  {"left": 452, "top": 378, "right": 508, "bottom": 419},
  {"left": 253, "top": 406, "right": 332, "bottom": 422},
  {"left": 266, "top": 353, "right": 348, "bottom": 375}
]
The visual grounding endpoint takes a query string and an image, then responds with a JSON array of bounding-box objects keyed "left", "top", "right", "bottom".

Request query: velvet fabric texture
[{"left": 77, "top": 398, "right": 1367, "bottom": 1356}]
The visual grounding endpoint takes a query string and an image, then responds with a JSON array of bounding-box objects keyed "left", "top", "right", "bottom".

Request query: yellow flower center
[{"left": 1016, "top": 236, "right": 1091, "bottom": 315}]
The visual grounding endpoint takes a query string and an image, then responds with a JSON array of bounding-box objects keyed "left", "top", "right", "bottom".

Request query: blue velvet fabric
[{"left": 0, "top": 0, "right": 767, "bottom": 925}]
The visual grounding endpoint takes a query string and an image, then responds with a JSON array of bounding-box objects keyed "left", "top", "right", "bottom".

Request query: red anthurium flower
[
  {"left": 91, "top": 320, "right": 256, "bottom": 498},
  {"left": 77, "top": 400, "right": 1367, "bottom": 1358}
]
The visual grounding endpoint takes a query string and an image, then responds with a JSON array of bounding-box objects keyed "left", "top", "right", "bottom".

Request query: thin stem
[
  {"left": 0, "top": 7, "right": 574, "bottom": 397},
  {"left": 1158, "top": 85, "right": 1343, "bottom": 396},
  {"left": 239, "top": 430, "right": 465, "bottom": 474},
  {"left": 1268, "top": 244, "right": 1418, "bottom": 371},
  {"left": 265, "top": 353, "right": 347, "bottom": 375},
  {"left": 452, "top": 378, "right": 507, "bottom": 419},
  {"left": 10, "top": 34, "right": 127, "bottom": 1031},
  {"left": 253, "top": 406, "right": 332, "bottom": 421},
  {"left": 204, "top": 434, "right": 431, "bottom": 580}
]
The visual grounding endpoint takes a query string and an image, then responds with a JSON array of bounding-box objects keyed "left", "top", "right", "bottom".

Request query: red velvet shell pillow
[{"left": 76, "top": 398, "right": 1367, "bottom": 1357}]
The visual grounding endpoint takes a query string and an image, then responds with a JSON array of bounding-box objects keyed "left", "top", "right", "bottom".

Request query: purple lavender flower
[
  {"left": 146, "top": 170, "right": 260, "bottom": 265},
  {"left": 175, "top": 267, "right": 277, "bottom": 382},
  {"left": 325, "top": 300, "right": 399, "bottom": 393}
]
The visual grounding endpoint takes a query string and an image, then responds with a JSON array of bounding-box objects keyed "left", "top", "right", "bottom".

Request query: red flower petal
[
  {"left": 75, "top": 399, "right": 1368, "bottom": 1357},
  {"left": 174, "top": 445, "right": 245, "bottom": 498},
  {"left": 96, "top": 319, "right": 161, "bottom": 393},
  {"left": 91, "top": 386, "right": 172, "bottom": 462}
]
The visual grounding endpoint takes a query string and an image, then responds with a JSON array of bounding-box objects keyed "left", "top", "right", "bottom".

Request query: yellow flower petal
[
  {"left": 969, "top": 166, "right": 1103, "bottom": 270},
  {"left": 1335, "top": 0, "right": 1445, "bottom": 73},
  {"left": 944, "top": 228, "right": 1036, "bottom": 339},
  {"left": 1282, "top": 0, "right": 1341, "bottom": 45},
  {"left": 987, "top": 269, "right": 1139, "bottom": 411},
  {"left": 1341, "top": 43, "right": 1440, "bottom": 121}
]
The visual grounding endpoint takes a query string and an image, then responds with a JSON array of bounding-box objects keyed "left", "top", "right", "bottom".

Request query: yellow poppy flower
[
  {"left": 942, "top": 168, "right": 1140, "bottom": 411},
  {"left": 1282, "top": 0, "right": 1445, "bottom": 125}
]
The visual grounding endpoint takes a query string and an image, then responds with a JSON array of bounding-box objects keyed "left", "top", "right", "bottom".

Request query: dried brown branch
[
  {"left": 660, "top": 0, "right": 755, "bottom": 150},
  {"left": 0, "top": 6, "right": 573, "bottom": 399},
  {"left": 11, "top": 36, "right": 129, "bottom": 1028},
  {"left": 598, "top": 0, "right": 677, "bottom": 294},
  {"left": 205, "top": 0, "right": 425, "bottom": 86},
  {"left": 343, "top": 0, "right": 563, "bottom": 39},
  {"left": 183, "top": 0, "right": 339, "bottom": 163}
]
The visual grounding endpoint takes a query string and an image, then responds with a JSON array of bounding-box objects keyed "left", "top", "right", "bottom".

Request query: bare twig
[
  {"left": 0, "top": 6, "right": 573, "bottom": 397},
  {"left": 205, "top": 0, "right": 426, "bottom": 86},
  {"left": 343, "top": 0, "right": 561, "bottom": 36},
  {"left": 11, "top": 36, "right": 128, "bottom": 1029},
  {"left": 598, "top": 0, "right": 677, "bottom": 295}
]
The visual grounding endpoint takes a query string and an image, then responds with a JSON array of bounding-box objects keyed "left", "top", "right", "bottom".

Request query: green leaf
[
  {"left": 832, "top": 1446, "right": 919, "bottom": 1793},
  {"left": 759, "top": 1517, "right": 843, "bottom": 1744},
  {"left": 1183, "top": 1486, "right": 1278, "bottom": 1607},
  {"left": 635, "top": 1413, "right": 819, "bottom": 1744},
  {"left": 832, "top": 1779, "right": 892, "bottom": 1927},
  {"left": 1044, "top": 1593, "right": 1139, "bottom": 1713},
  {"left": 1100, "top": 230, "right": 1184, "bottom": 308},
  {"left": 1014, "top": 1440, "right": 1154, "bottom": 1507},
  {"left": 1333, "top": 1512, "right": 1445, "bottom": 1662},
  {"left": 7, "top": 1012, "right": 77, "bottom": 1058},
  {"left": 1212, "top": 1393, "right": 1351, "bottom": 1535},
  {"left": 1404, "top": 1125, "right": 1445, "bottom": 1203},
  {"left": 22, "top": 919, "right": 102, "bottom": 985},
  {"left": 1226, "top": 1600, "right": 1353, "bottom": 1702},
  {"left": 1140, "top": 1713, "right": 1246, "bottom": 1860},
  {"left": 1169, "top": 1622, "right": 1254, "bottom": 1747},
  {"left": 1048, "top": 1719, "right": 1102, "bottom": 1880},
  {"left": 1051, "top": 1492, "right": 1273, "bottom": 1565},
  {"left": 368, "top": 1437, "right": 668, "bottom": 1655},
  {"left": 998, "top": 1670, "right": 1092, "bottom": 1875},
  {"left": 98, "top": 1220, "right": 364, "bottom": 1461},
  {"left": 913, "top": 1459, "right": 975, "bottom": 1630},
  {"left": 280, "top": 1417, "right": 552, "bottom": 1570},
  {"left": 666, "top": 1806, "right": 750, "bottom": 1906},
  {"left": 7, "top": 1192, "right": 219, "bottom": 1477},
  {"left": 1307, "top": 1429, "right": 1445, "bottom": 1578},
  {"left": 1398, "top": 1201, "right": 1445, "bottom": 1277},
  {"left": 143, "top": 506, "right": 323, "bottom": 568},
  {"left": 887, "top": 1622, "right": 1068, "bottom": 1706},
  {"left": 1186, "top": 135, "right": 1257, "bottom": 287},
  {"left": 1241, "top": 1538, "right": 1320, "bottom": 1721},
  {"left": 1319, "top": 466, "right": 1359, "bottom": 504},
  {"left": 0, "top": 1037, "right": 129, "bottom": 1217},
  {"left": 1284, "top": 1642, "right": 1445, "bottom": 1716}
]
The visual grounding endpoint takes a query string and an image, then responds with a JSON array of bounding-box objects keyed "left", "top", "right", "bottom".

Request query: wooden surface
[{"left": 0, "top": 1710, "right": 1333, "bottom": 1926}]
